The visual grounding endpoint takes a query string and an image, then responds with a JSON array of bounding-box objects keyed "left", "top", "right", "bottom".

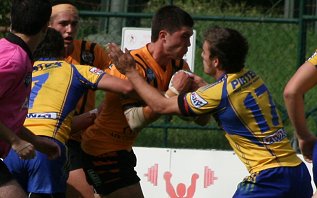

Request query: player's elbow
[
  {"left": 122, "top": 82, "right": 134, "bottom": 95},
  {"left": 283, "top": 85, "right": 301, "bottom": 102}
]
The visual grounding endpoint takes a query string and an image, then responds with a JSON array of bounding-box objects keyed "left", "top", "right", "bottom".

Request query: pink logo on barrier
[
  {"left": 164, "top": 171, "right": 199, "bottom": 198},
  {"left": 204, "top": 166, "right": 218, "bottom": 188},
  {"left": 143, "top": 164, "right": 218, "bottom": 197},
  {"left": 144, "top": 163, "right": 158, "bottom": 186}
]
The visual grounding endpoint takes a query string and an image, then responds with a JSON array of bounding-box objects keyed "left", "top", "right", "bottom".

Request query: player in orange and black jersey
[{"left": 80, "top": 5, "right": 210, "bottom": 198}]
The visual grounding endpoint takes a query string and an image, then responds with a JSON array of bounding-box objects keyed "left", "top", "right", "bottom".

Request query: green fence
[{"left": 77, "top": 1, "right": 317, "bottom": 150}]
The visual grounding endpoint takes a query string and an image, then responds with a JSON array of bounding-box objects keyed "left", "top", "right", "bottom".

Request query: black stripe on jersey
[
  {"left": 178, "top": 93, "right": 196, "bottom": 116},
  {"left": 135, "top": 54, "right": 158, "bottom": 87},
  {"left": 171, "top": 59, "right": 184, "bottom": 74}
]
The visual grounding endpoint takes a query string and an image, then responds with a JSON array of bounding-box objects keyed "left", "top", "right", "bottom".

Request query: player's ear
[
  {"left": 158, "top": 30, "right": 168, "bottom": 41},
  {"left": 213, "top": 57, "right": 220, "bottom": 67}
]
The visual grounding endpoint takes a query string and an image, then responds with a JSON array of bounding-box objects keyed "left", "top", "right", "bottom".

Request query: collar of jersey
[{"left": 37, "top": 57, "right": 59, "bottom": 61}]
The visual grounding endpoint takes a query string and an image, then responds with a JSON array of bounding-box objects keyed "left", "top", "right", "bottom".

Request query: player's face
[
  {"left": 49, "top": 11, "right": 79, "bottom": 49},
  {"left": 163, "top": 27, "right": 193, "bottom": 59},
  {"left": 201, "top": 41, "right": 216, "bottom": 76}
]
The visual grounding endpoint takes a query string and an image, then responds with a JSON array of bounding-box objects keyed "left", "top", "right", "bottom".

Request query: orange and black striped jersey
[
  {"left": 82, "top": 44, "right": 190, "bottom": 155},
  {"left": 66, "top": 40, "right": 111, "bottom": 141}
]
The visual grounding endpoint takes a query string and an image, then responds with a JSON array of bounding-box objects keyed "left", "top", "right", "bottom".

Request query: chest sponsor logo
[
  {"left": 190, "top": 92, "right": 207, "bottom": 108},
  {"left": 89, "top": 67, "right": 104, "bottom": 75},
  {"left": 26, "top": 112, "right": 58, "bottom": 119}
]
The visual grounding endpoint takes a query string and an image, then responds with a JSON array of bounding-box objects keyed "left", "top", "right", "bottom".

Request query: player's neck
[
  {"left": 148, "top": 42, "right": 169, "bottom": 70},
  {"left": 64, "top": 44, "right": 74, "bottom": 57},
  {"left": 14, "top": 32, "right": 41, "bottom": 54}
]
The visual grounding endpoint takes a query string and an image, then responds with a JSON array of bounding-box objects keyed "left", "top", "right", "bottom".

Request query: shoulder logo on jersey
[
  {"left": 82, "top": 50, "right": 94, "bottom": 65},
  {"left": 190, "top": 92, "right": 207, "bottom": 108},
  {"left": 145, "top": 68, "right": 155, "bottom": 83},
  {"left": 89, "top": 67, "right": 104, "bottom": 75},
  {"left": 24, "top": 72, "right": 32, "bottom": 86}
]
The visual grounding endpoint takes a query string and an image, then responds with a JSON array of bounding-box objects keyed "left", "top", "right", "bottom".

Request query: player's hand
[
  {"left": 190, "top": 73, "right": 208, "bottom": 91},
  {"left": 32, "top": 136, "right": 61, "bottom": 160},
  {"left": 108, "top": 43, "right": 136, "bottom": 74},
  {"left": 297, "top": 133, "right": 317, "bottom": 163},
  {"left": 11, "top": 139, "right": 36, "bottom": 160},
  {"left": 169, "top": 70, "right": 194, "bottom": 95}
]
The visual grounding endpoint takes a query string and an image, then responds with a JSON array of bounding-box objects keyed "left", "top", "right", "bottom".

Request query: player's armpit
[{"left": 194, "top": 113, "right": 212, "bottom": 126}]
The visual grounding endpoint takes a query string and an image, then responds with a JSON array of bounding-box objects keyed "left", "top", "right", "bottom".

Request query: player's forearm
[
  {"left": 17, "top": 126, "right": 39, "bottom": 145},
  {"left": 71, "top": 109, "right": 97, "bottom": 133},
  {"left": 0, "top": 122, "right": 21, "bottom": 145},
  {"left": 126, "top": 70, "right": 179, "bottom": 114},
  {"left": 98, "top": 74, "right": 133, "bottom": 95},
  {"left": 284, "top": 92, "right": 311, "bottom": 139}
]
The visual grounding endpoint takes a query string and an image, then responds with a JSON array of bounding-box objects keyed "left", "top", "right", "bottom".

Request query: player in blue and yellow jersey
[
  {"left": 110, "top": 26, "right": 313, "bottom": 197},
  {"left": 49, "top": 1, "right": 113, "bottom": 197},
  {"left": 284, "top": 50, "right": 317, "bottom": 197},
  {"left": 3, "top": 28, "right": 133, "bottom": 198}
]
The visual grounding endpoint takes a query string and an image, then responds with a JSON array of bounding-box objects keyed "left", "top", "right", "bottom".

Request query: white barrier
[{"left": 133, "top": 147, "right": 315, "bottom": 198}]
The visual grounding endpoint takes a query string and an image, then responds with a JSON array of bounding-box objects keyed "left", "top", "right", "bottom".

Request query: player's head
[
  {"left": 10, "top": 0, "right": 51, "bottom": 36},
  {"left": 151, "top": 5, "right": 194, "bottom": 42},
  {"left": 151, "top": 5, "right": 194, "bottom": 60},
  {"left": 49, "top": 0, "right": 79, "bottom": 49},
  {"left": 33, "top": 28, "right": 64, "bottom": 60},
  {"left": 202, "top": 27, "right": 248, "bottom": 74}
]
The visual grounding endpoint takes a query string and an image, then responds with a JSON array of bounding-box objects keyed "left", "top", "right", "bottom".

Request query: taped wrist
[
  {"left": 168, "top": 70, "right": 192, "bottom": 95},
  {"left": 89, "top": 108, "right": 98, "bottom": 119},
  {"left": 164, "top": 89, "right": 178, "bottom": 98},
  {"left": 124, "top": 107, "right": 149, "bottom": 131}
]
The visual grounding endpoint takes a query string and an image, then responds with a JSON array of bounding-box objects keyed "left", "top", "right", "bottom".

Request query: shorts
[
  {"left": 0, "top": 160, "right": 14, "bottom": 186},
  {"left": 4, "top": 137, "right": 69, "bottom": 194},
  {"left": 233, "top": 162, "right": 313, "bottom": 198},
  {"left": 66, "top": 139, "right": 83, "bottom": 171},
  {"left": 82, "top": 149, "right": 140, "bottom": 195}
]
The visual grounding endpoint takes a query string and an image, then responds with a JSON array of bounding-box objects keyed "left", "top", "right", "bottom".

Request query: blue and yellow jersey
[
  {"left": 178, "top": 69, "right": 301, "bottom": 173},
  {"left": 24, "top": 59, "right": 105, "bottom": 144}
]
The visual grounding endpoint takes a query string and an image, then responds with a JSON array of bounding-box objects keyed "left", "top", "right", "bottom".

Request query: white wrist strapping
[
  {"left": 124, "top": 107, "right": 149, "bottom": 131},
  {"left": 89, "top": 108, "right": 98, "bottom": 118},
  {"left": 168, "top": 70, "right": 192, "bottom": 95}
]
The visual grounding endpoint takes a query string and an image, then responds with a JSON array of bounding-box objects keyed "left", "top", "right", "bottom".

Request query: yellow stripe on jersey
[
  {"left": 178, "top": 69, "right": 301, "bottom": 173},
  {"left": 24, "top": 60, "right": 104, "bottom": 143}
]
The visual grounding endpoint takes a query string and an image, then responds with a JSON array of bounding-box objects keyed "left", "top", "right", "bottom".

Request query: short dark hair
[
  {"left": 33, "top": 28, "right": 64, "bottom": 60},
  {"left": 151, "top": 5, "right": 193, "bottom": 42},
  {"left": 51, "top": 0, "right": 76, "bottom": 7},
  {"left": 203, "top": 27, "right": 249, "bottom": 73},
  {"left": 10, "top": 0, "right": 52, "bottom": 36}
]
